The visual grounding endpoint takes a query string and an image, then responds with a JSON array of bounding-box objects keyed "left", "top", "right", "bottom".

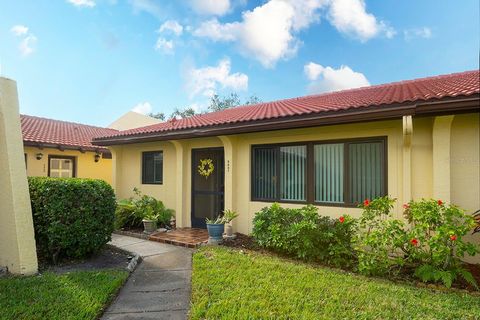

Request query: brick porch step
[{"left": 149, "top": 228, "right": 209, "bottom": 248}]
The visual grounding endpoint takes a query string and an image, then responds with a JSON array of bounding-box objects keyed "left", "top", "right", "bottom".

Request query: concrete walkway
[{"left": 102, "top": 234, "right": 193, "bottom": 320}]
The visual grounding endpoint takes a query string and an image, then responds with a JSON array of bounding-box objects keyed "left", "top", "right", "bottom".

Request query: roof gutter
[{"left": 93, "top": 95, "right": 479, "bottom": 146}]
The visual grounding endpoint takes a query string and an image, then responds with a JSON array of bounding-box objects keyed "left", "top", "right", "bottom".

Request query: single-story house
[
  {"left": 21, "top": 115, "right": 118, "bottom": 184},
  {"left": 92, "top": 70, "right": 480, "bottom": 243}
]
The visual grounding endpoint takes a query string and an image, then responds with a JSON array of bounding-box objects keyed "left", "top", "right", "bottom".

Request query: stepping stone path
[{"left": 102, "top": 234, "right": 193, "bottom": 320}]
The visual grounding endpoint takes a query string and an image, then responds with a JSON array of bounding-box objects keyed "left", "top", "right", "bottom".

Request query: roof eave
[
  {"left": 23, "top": 141, "right": 111, "bottom": 154},
  {"left": 92, "top": 95, "right": 480, "bottom": 146}
]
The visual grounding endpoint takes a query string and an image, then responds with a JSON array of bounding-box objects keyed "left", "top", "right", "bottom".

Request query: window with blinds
[
  {"left": 251, "top": 138, "right": 386, "bottom": 206},
  {"left": 348, "top": 141, "right": 384, "bottom": 204},
  {"left": 280, "top": 146, "right": 306, "bottom": 201},
  {"left": 252, "top": 148, "right": 277, "bottom": 200},
  {"left": 314, "top": 143, "right": 344, "bottom": 203},
  {"left": 142, "top": 151, "right": 163, "bottom": 184}
]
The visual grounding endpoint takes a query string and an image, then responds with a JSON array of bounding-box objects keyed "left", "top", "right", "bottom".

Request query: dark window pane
[
  {"left": 280, "top": 145, "right": 306, "bottom": 201},
  {"left": 142, "top": 151, "right": 163, "bottom": 184},
  {"left": 253, "top": 148, "right": 277, "bottom": 200},
  {"left": 348, "top": 141, "right": 384, "bottom": 203},
  {"left": 314, "top": 143, "right": 344, "bottom": 203}
]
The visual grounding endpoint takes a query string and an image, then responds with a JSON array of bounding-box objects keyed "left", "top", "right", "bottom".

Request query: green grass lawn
[
  {"left": 0, "top": 269, "right": 128, "bottom": 320},
  {"left": 191, "top": 246, "right": 480, "bottom": 320}
]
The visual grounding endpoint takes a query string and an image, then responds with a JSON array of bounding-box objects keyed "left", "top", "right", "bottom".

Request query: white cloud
[
  {"left": 194, "top": 0, "right": 326, "bottom": 67},
  {"left": 132, "top": 102, "right": 153, "bottom": 114},
  {"left": 19, "top": 34, "right": 38, "bottom": 56},
  {"left": 186, "top": 58, "right": 248, "bottom": 98},
  {"left": 67, "top": 0, "right": 96, "bottom": 8},
  {"left": 190, "top": 0, "right": 231, "bottom": 16},
  {"left": 193, "top": 19, "right": 238, "bottom": 41},
  {"left": 304, "top": 63, "right": 370, "bottom": 93},
  {"left": 11, "top": 25, "right": 37, "bottom": 57},
  {"left": 304, "top": 62, "right": 324, "bottom": 81},
  {"left": 155, "top": 38, "right": 174, "bottom": 54},
  {"left": 327, "top": 0, "right": 395, "bottom": 41},
  {"left": 404, "top": 27, "right": 432, "bottom": 40},
  {"left": 10, "top": 25, "right": 29, "bottom": 36},
  {"left": 158, "top": 20, "right": 183, "bottom": 36},
  {"left": 193, "top": 0, "right": 393, "bottom": 67},
  {"left": 129, "top": 0, "right": 162, "bottom": 18}
]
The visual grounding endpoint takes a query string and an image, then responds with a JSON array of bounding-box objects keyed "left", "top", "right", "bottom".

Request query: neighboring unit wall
[
  {"left": 108, "top": 111, "right": 161, "bottom": 131},
  {"left": 0, "top": 77, "right": 38, "bottom": 275},
  {"left": 24, "top": 147, "right": 113, "bottom": 184}
]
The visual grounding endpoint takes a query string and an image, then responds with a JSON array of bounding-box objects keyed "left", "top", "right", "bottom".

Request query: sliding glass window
[{"left": 251, "top": 137, "right": 386, "bottom": 206}]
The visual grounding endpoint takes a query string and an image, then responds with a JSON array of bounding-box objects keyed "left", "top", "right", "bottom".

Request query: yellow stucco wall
[
  {"left": 0, "top": 77, "right": 38, "bottom": 275},
  {"left": 450, "top": 113, "right": 480, "bottom": 263},
  {"left": 450, "top": 113, "right": 480, "bottom": 213},
  {"left": 24, "top": 147, "right": 113, "bottom": 184},
  {"left": 108, "top": 111, "right": 161, "bottom": 130}
]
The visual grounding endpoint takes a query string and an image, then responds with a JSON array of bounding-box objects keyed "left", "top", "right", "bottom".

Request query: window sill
[{"left": 251, "top": 198, "right": 360, "bottom": 208}]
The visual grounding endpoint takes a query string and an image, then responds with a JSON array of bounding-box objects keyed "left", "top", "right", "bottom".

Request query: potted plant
[
  {"left": 206, "top": 215, "right": 224, "bottom": 244},
  {"left": 142, "top": 207, "right": 158, "bottom": 234},
  {"left": 206, "top": 209, "right": 238, "bottom": 244},
  {"left": 222, "top": 209, "right": 238, "bottom": 238}
]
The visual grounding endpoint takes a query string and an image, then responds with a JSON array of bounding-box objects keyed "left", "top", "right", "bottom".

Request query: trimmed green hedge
[{"left": 28, "top": 177, "right": 116, "bottom": 262}]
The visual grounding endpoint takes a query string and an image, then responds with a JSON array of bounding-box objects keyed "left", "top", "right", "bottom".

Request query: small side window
[{"left": 142, "top": 151, "right": 163, "bottom": 184}]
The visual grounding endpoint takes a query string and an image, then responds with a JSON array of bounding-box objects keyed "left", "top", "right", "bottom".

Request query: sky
[{"left": 0, "top": 0, "right": 478, "bottom": 127}]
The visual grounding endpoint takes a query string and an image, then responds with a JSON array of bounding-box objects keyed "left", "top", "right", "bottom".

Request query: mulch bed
[
  {"left": 39, "top": 247, "right": 133, "bottom": 274},
  {"left": 221, "top": 233, "right": 259, "bottom": 251},
  {"left": 221, "top": 233, "right": 480, "bottom": 293}
]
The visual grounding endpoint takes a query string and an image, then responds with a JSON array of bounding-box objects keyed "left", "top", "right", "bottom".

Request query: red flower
[
  {"left": 403, "top": 204, "right": 410, "bottom": 209},
  {"left": 437, "top": 199, "right": 443, "bottom": 206},
  {"left": 410, "top": 238, "right": 419, "bottom": 246},
  {"left": 339, "top": 216, "right": 345, "bottom": 223},
  {"left": 363, "top": 199, "right": 370, "bottom": 207},
  {"left": 450, "top": 235, "right": 457, "bottom": 241}
]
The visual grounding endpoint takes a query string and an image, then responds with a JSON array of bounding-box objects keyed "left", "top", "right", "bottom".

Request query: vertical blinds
[
  {"left": 314, "top": 144, "right": 344, "bottom": 203},
  {"left": 251, "top": 139, "right": 385, "bottom": 204},
  {"left": 348, "top": 142, "right": 384, "bottom": 203},
  {"left": 253, "top": 148, "right": 276, "bottom": 199},
  {"left": 280, "top": 146, "right": 306, "bottom": 201}
]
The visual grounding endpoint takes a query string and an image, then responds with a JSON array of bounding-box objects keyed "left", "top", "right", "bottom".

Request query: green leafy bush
[
  {"left": 252, "top": 198, "right": 479, "bottom": 290},
  {"left": 404, "top": 199, "right": 479, "bottom": 288},
  {"left": 252, "top": 204, "right": 355, "bottom": 266},
  {"left": 355, "top": 197, "right": 408, "bottom": 276},
  {"left": 28, "top": 177, "right": 116, "bottom": 263},
  {"left": 115, "top": 188, "right": 174, "bottom": 230}
]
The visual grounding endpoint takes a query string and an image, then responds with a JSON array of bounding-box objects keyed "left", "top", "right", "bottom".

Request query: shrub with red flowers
[
  {"left": 354, "top": 196, "right": 409, "bottom": 276},
  {"left": 253, "top": 197, "right": 479, "bottom": 290},
  {"left": 403, "top": 199, "right": 479, "bottom": 288}
]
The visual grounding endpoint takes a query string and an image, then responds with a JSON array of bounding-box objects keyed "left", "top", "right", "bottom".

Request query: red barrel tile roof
[
  {"left": 21, "top": 115, "right": 118, "bottom": 151},
  {"left": 95, "top": 70, "right": 479, "bottom": 141}
]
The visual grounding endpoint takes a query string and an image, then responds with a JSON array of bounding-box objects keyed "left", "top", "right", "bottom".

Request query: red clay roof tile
[
  {"left": 96, "top": 70, "right": 479, "bottom": 142},
  {"left": 21, "top": 115, "right": 118, "bottom": 152}
]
